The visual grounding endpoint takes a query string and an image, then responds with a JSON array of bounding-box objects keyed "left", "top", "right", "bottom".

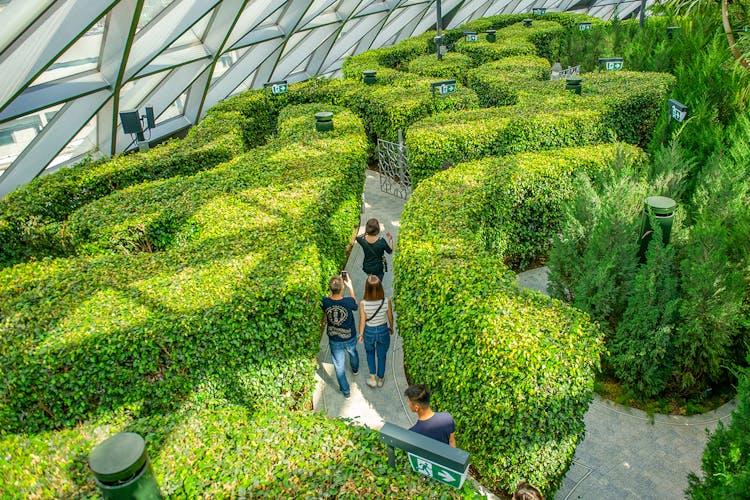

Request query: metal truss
[{"left": 0, "top": 0, "right": 657, "bottom": 197}]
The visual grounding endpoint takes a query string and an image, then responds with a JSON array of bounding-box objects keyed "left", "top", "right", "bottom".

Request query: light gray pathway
[
  {"left": 519, "top": 267, "right": 736, "bottom": 500},
  {"left": 313, "top": 171, "right": 737, "bottom": 499}
]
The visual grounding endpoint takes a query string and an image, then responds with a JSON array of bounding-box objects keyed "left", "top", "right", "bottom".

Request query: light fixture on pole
[{"left": 119, "top": 106, "right": 156, "bottom": 152}]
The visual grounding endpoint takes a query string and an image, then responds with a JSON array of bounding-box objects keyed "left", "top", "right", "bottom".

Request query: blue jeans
[
  {"left": 364, "top": 324, "right": 391, "bottom": 379},
  {"left": 330, "top": 337, "right": 359, "bottom": 395}
]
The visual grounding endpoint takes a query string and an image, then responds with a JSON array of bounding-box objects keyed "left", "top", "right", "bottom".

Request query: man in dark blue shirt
[
  {"left": 322, "top": 274, "right": 359, "bottom": 399},
  {"left": 404, "top": 384, "right": 456, "bottom": 447}
]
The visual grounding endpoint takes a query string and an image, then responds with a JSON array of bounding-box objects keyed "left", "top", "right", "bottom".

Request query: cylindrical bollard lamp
[
  {"left": 315, "top": 112, "right": 334, "bottom": 132},
  {"left": 485, "top": 29, "right": 496, "bottom": 42},
  {"left": 363, "top": 70, "right": 377, "bottom": 85},
  {"left": 89, "top": 432, "right": 162, "bottom": 499},
  {"left": 637, "top": 196, "right": 677, "bottom": 262},
  {"left": 565, "top": 78, "right": 582, "bottom": 95}
]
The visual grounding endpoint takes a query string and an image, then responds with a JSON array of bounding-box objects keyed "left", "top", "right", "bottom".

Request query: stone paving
[{"left": 313, "top": 170, "right": 737, "bottom": 499}]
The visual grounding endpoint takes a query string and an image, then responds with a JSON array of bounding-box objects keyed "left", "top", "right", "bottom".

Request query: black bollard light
[
  {"left": 485, "top": 29, "right": 496, "bottom": 42},
  {"left": 315, "top": 111, "right": 334, "bottom": 132},
  {"left": 89, "top": 432, "right": 162, "bottom": 499},
  {"left": 363, "top": 70, "right": 377, "bottom": 85},
  {"left": 565, "top": 78, "right": 582, "bottom": 95}
]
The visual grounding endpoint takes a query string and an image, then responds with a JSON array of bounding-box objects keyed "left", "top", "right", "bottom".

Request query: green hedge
[
  {"left": 406, "top": 52, "right": 476, "bottom": 83},
  {"left": 0, "top": 399, "right": 471, "bottom": 497},
  {"left": 466, "top": 55, "right": 551, "bottom": 107},
  {"left": 0, "top": 104, "right": 367, "bottom": 435},
  {"left": 394, "top": 151, "right": 604, "bottom": 496},
  {"left": 407, "top": 70, "right": 674, "bottom": 183},
  {"left": 0, "top": 111, "right": 248, "bottom": 268}
]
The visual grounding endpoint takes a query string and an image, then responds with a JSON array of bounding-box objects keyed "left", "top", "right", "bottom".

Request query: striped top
[{"left": 362, "top": 298, "right": 389, "bottom": 327}]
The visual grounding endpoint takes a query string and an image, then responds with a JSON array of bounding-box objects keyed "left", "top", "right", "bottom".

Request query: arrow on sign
[{"left": 438, "top": 470, "right": 455, "bottom": 482}]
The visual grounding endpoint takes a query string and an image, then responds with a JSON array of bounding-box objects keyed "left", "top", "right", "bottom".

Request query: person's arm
[
  {"left": 385, "top": 232, "right": 394, "bottom": 252},
  {"left": 449, "top": 432, "right": 456, "bottom": 448},
  {"left": 344, "top": 274, "right": 357, "bottom": 304},
  {"left": 358, "top": 301, "right": 366, "bottom": 343},
  {"left": 387, "top": 298, "right": 394, "bottom": 334}
]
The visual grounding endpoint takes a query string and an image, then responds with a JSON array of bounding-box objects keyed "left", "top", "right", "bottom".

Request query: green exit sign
[
  {"left": 464, "top": 32, "right": 478, "bottom": 42},
  {"left": 578, "top": 22, "right": 592, "bottom": 31},
  {"left": 408, "top": 453, "right": 468, "bottom": 488},
  {"left": 599, "top": 57, "right": 623, "bottom": 71},
  {"left": 431, "top": 80, "right": 456, "bottom": 96},
  {"left": 264, "top": 80, "right": 288, "bottom": 95}
]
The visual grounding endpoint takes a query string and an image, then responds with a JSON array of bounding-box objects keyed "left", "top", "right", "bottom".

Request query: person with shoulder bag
[
  {"left": 358, "top": 275, "right": 394, "bottom": 388},
  {"left": 355, "top": 218, "right": 393, "bottom": 283}
]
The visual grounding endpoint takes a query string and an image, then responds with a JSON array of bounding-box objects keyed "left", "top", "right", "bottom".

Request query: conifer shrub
[{"left": 687, "top": 358, "right": 750, "bottom": 499}]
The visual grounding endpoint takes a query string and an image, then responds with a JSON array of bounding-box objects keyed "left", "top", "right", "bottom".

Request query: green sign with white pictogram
[
  {"left": 599, "top": 58, "right": 623, "bottom": 71},
  {"left": 431, "top": 79, "right": 456, "bottom": 96},
  {"left": 271, "top": 83, "right": 287, "bottom": 95},
  {"left": 408, "top": 453, "right": 468, "bottom": 488},
  {"left": 466, "top": 33, "right": 477, "bottom": 41},
  {"left": 606, "top": 61, "right": 622, "bottom": 70}
]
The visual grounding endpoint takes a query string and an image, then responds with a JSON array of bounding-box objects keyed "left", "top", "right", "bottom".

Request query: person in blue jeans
[
  {"left": 358, "top": 275, "right": 394, "bottom": 388},
  {"left": 322, "top": 273, "right": 359, "bottom": 399}
]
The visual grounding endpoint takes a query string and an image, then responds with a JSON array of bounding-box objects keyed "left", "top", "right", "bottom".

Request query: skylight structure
[{"left": 0, "top": 0, "right": 654, "bottom": 197}]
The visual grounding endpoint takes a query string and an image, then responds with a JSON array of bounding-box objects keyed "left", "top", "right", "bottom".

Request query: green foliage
[
  {"left": 0, "top": 111, "right": 248, "bottom": 268},
  {"left": 610, "top": 220, "right": 680, "bottom": 397},
  {"left": 476, "top": 144, "right": 646, "bottom": 269},
  {"left": 0, "top": 401, "right": 473, "bottom": 498},
  {"left": 395, "top": 153, "right": 604, "bottom": 496},
  {"left": 547, "top": 149, "right": 647, "bottom": 327},
  {"left": 687, "top": 359, "right": 750, "bottom": 499},
  {"left": 406, "top": 52, "right": 476, "bottom": 83},
  {"left": 0, "top": 104, "right": 367, "bottom": 435},
  {"left": 465, "top": 55, "right": 551, "bottom": 107}
]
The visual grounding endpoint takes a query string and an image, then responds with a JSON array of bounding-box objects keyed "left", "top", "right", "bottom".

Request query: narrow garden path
[{"left": 313, "top": 170, "right": 737, "bottom": 499}]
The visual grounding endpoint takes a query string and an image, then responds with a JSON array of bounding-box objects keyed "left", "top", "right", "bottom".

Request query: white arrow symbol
[{"left": 438, "top": 470, "right": 455, "bottom": 482}]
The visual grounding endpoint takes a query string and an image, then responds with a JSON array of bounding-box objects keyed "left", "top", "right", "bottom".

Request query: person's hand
[
  {"left": 358, "top": 334, "right": 364, "bottom": 343},
  {"left": 388, "top": 325, "right": 394, "bottom": 335},
  {"left": 386, "top": 232, "right": 392, "bottom": 240}
]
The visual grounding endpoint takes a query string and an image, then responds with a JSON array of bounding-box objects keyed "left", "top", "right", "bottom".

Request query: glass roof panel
[
  {"left": 0, "top": 0, "right": 12, "bottom": 14},
  {"left": 31, "top": 20, "right": 105, "bottom": 86},
  {"left": 138, "top": 0, "right": 176, "bottom": 30},
  {"left": 0, "top": 103, "right": 63, "bottom": 178},
  {"left": 49, "top": 115, "right": 97, "bottom": 169},
  {"left": 120, "top": 72, "right": 164, "bottom": 111},
  {"left": 167, "top": 12, "right": 212, "bottom": 49},
  {"left": 155, "top": 91, "right": 187, "bottom": 122},
  {"left": 211, "top": 47, "right": 251, "bottom": 85}
]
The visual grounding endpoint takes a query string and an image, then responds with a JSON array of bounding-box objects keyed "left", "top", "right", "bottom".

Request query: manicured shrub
[
  {"left": 0, "top": 104, "right": 367, "bottom": 434},
  {"left": 466, "top": 55, "right": 551, "bottom": 107},
  {"left": 476, "top": 144, "right": 646, "bottom": 269},
  {"left": 0, "top": 111, "right": 248, "bottom": 268},
  {"left": 406, "top": 52, "right": 476, "bottom": 83},
  {"left": 687, "top": 358, "right": 750, "bottom": 499},
  {"left": 395, "top": 152, "right": 604, "bottom": 496},
  {"left": 406, "top": 70, "right": 673, "bottom": 184},
  {"left": 0, "top": 400, "right": 471, "bottom": 498}
]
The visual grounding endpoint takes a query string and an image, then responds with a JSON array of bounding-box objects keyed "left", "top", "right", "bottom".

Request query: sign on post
[
  {"left": 463, "top": 31, "right": 478, "bottom": 42},
  {"left": 532, "top": 7, "right": 546, "bottom": 15},
  {"left": 380, "top": 422, "right": 470, "bottom": 490},
  {"left": 263, "top": 80, "right": 288, "bottom": 95},
  {"left": 408, "top": 453, "right": 468, "bottom": 488},
  {"left": 668, "top": 99, "right": 688, "bottom": 122},
  {"left": 598, "top": 57, "right": 623, "bottom": 71},
  {"left": 431, "top": 79, "right": 456, "bottom": 97},
  {"left": 577, "top": 22, "right": 592, "bottom": 31}
]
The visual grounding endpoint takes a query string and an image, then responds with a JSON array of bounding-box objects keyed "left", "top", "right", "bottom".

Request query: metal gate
[{"left": 377, "top": 134, "right": 412, "bottom": 199}]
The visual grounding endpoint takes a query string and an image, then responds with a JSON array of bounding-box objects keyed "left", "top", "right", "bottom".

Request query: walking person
[
  {"left": 321, "top": 273, "right": 359, "bottom": 399},
  {"left": 404, "top": 384, "right": 456, "bottom": 447},
  {"left": 358, "top": 275, "right": 394, "bottom": 388},
  {"left": 356, "top": 218, "right": 393, "bottom": 283}
]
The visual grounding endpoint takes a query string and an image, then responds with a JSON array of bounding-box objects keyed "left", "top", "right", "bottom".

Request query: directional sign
[
  {"left": 532, "top": 7, "right": 546, "bottom": 15},
  {"left": 599, "top": 58, "right": 623, "bottom": 71},
  {"left": 408, "top": 453, "right": 468, "bottom": 488},
  {"left": 465, "top": 33, "right": 478, "bottom": 42},
  {"left": 264, "top": 81, "right": 288, "bottom": 95},
  {"left": 668, "top": 99, "right": 687, "bottom": 122},
  {"left": 578, "top": 22, "right": 592, "bottom": 31},
  {"left": 431, "top": 80, "right": 456, "bottom": 97}
]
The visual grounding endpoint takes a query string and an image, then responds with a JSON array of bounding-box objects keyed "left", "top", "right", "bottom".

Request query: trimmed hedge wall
[
  {"left": 407, "top": 70, "right": 674, "bottom": 183},
  {"left": 466, "top": 55, "right": 551, "bottom": 107},
  {"left": 406, "top": 52, "right": 476, "bottom": 83},
  {"left": 0, "top": 104, "right": 367, "bottom": 434},
  {"left": 394, "top": 145, "right": 614, "bottom": 495},
  {"left": 0, "top": 111, "right": 248, "bottom": 268}
]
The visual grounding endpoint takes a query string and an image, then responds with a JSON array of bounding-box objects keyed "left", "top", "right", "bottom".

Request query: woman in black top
[{"left": 356, "top": 218, "right": 393, "bottom": 282}]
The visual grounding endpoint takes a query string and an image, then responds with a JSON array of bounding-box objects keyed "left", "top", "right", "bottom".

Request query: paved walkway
[{"left": 313, "top": 170, "right": 736, "bottom": 498}]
